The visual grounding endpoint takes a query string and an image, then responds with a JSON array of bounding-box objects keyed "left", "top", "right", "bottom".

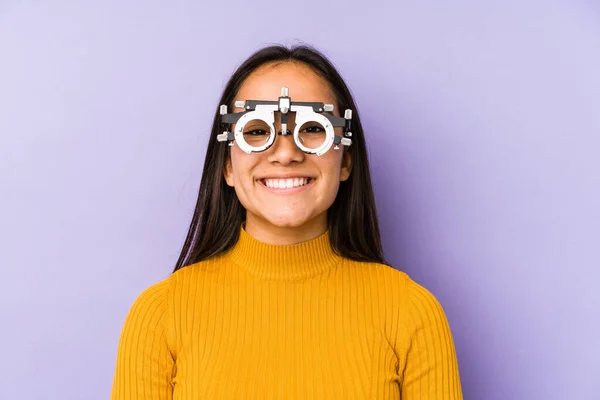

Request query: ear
[
  {"left": 224, "top": 154, "right": 235, "bottom": 187},
  {"left": 339, "top": 149, "right": 352, "bottom": 182}
]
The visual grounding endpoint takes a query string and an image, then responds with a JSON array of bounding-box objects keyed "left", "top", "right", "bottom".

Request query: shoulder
[
  {"left": 348, "top": 261, "right": 444, "bottom": 309},
  {"left": 374, "top": 266, "right": 453, "bottom": 348},
  {"left": 122, "top": 276, "right": 171, "bottom": 330},
  {"left": 120, "top": 260, "right": 221, "bottom": 342},
  {"left": 124, "top": 257, "right": 219, "bottom": 316},
  {"left": 342, "top": 259, "right": 411, "bottom": 296},
  {"left": 345, "top": 261, "right": 450, "bottom": 332},
  {"left": 376, "top": 263, "right": 448, "bottom": 322},
  {"left": 403, "top": 275, "right": 448, "bottom": 321},
  {"left": 169, "top": 257, "right": 223, "bottom": 291},
  {"left": 117, "top": 277, "right": 172, "bottom": 348}
]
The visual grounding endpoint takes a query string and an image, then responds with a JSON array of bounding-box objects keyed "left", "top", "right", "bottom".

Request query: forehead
[{"left": 235, "top": 62, "right": 336, "bottom": 105}]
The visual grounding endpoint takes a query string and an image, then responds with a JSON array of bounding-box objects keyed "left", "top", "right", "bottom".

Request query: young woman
[{"left": 111, "top": 45, "right": 463, "bottom": 399}]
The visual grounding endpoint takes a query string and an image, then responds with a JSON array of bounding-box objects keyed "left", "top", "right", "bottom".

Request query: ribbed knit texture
[{"left": 111, "top": 227, "right": 462, "bottom": 399}]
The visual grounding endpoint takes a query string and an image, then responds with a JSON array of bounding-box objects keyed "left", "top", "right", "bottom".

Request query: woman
[{"left": 111, "top": 45, "right": 463, "bottom": 399}]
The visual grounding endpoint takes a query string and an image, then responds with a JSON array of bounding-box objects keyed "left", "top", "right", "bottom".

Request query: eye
[
  {"left": 300, "top": 124, "right": 325, "bottom": 133},
  {"left": 243, "top": 128, "right": 268, "bottom": 135}
]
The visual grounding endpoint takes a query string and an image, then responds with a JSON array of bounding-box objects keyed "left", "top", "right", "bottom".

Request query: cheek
[
  {"left": 318, "top": 151, "right": 344, "bottom": 180},
  {"left": 228, "top": 150, "right": 264, "bottom": 201},
  {"left": 313, "top": 155, "right": 344, "bottom": 204},
  {"left": 229, "top": 149, "right": 253, "bottom": 182}
]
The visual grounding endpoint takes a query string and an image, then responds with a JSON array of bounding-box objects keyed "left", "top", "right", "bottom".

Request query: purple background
[{"left": 1, "top": 1, "right": 599, "bottom": 399}]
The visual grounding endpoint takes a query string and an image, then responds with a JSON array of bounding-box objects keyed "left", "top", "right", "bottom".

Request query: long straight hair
[{"left": 173, "top": 45, "right": 386, "bottom": 272}]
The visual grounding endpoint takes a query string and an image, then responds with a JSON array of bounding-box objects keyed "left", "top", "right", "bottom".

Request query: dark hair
[{"left": 173, "top": 44, "right": 386, "bottom": 272}]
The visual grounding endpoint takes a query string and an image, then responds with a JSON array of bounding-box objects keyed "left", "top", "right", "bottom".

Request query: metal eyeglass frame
[{"left": 216, "top": 86, "right": 353, "bottom": 156}]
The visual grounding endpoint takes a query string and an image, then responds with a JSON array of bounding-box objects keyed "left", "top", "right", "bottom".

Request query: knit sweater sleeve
[
  {"left": 399, "top": 276, "right": 463, "bottom": 399},
  {"left": 111, "top": 279, "right": 175, "bottom": 399}
]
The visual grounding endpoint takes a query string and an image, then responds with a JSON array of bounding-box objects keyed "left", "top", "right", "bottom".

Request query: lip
[
  {"left": 257, "top": 174, "right": 315, "bottom": 180},
  {"left": 256, "top": 177, "right": 315, "bottom": 194}
]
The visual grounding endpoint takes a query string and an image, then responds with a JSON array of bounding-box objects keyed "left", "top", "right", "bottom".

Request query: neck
[
  {"left": 227, "top": 223, "right": 342, "bottom": 281},
  {"left": 244, "top": 213, "right": 327, "bottom": 245}
]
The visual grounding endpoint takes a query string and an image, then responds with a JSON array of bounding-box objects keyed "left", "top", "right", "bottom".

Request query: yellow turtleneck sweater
[{"left": 111, "top": 227, "right": 462, "bottom": 399}]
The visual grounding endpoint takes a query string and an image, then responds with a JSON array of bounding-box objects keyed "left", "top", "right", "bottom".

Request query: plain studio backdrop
[{"left": 1, "top": 1, "right": 599, "bottom": 399}]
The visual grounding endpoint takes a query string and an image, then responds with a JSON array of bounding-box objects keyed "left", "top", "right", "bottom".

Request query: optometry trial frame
[{"left": 216, "top": 87, "right": 353, "bottom": 156}]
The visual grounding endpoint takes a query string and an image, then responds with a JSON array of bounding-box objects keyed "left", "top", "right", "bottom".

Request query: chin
[
  {"left": 266, "top": 217, "right": 308, "bottom": 228},
  {"left": 262, "top": 212, "right": 317, "bottom": 229}
]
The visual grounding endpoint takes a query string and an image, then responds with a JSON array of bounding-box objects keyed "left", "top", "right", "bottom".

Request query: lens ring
[
  {"left": 293, "top": 112, "right": 335, "bottom": 156},
  {"left": 233, "top": 110, "right": 276, "bottom": 154}
]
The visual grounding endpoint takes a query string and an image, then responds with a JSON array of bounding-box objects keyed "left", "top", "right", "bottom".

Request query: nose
[
  {"left": 264, "top": 112, "right": 304, "bottom": 164},
  {"left": 266, "top": 125, "right": 304, "bottom": 165}
]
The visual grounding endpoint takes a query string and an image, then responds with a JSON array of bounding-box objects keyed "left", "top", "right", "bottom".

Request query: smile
[{"left": 258, "top": 177, "right": 314, "bottom": 189}]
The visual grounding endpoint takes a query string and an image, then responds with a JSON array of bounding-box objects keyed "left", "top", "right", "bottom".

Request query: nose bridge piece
[
  {"left": 279, "top": 86, "right": 291, "bottom": 136},
  {"left": 274, "top": 108, "right": 296, "bottom": 137}
]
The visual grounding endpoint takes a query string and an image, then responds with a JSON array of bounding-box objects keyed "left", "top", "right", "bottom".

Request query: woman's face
[{"left": 224, "top": 62, "right": 352, "bottom": 242}]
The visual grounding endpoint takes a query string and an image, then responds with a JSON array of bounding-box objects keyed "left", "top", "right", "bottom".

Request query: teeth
[{"left": 263, "top": 177, "right": 310, "bottom": 189}]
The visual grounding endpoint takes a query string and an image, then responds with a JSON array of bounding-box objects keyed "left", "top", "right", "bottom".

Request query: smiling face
[{"left": 223, "top": 62, "right": 352, "bottom": 244}]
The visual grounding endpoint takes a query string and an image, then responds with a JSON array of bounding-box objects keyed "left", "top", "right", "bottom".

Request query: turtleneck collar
[{"left": 226, "top": 225, "right": 343, "bottom": 281}]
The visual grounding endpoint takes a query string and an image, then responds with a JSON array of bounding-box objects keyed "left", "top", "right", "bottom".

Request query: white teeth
[{"left": 263, "top": 177, "right": 310, "bottom": 189}]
